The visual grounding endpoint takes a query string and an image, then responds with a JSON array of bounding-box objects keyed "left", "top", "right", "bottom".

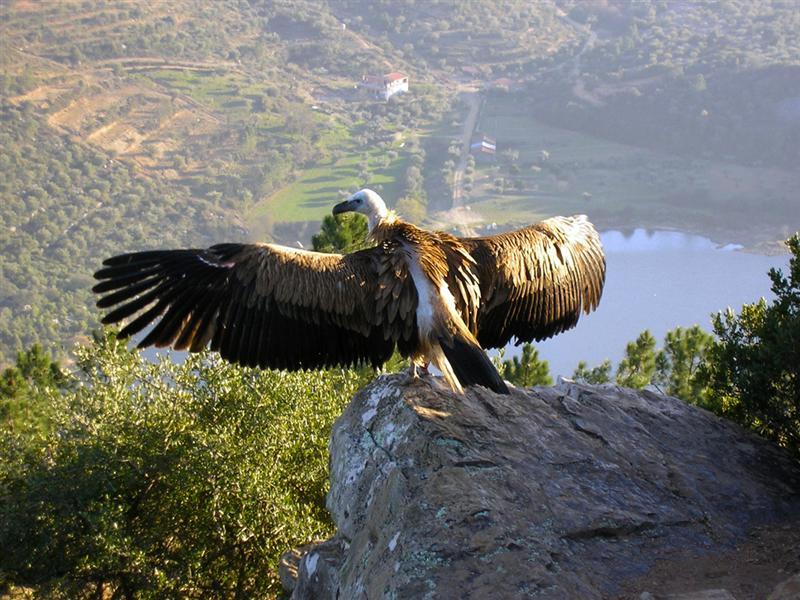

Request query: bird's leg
[
  {"left": 405, "top": 362, "right": 419, "bottom": 381},
  {"left": 407, "top": 360, "right": 429, "bottom": 380}
]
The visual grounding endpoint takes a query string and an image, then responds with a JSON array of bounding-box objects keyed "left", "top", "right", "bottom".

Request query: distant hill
[
  {"left": 530, "top": 0, "right": 800, "bottom": 169},
  {"left": 0, "top": 0, "right": 577, "bottom": 365},
  {"left": 1, "top": 0, "right": 799, "bottom": 365}
]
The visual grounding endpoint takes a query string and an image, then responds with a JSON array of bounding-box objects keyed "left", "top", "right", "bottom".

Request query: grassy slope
[
  {"left": 464, "top": 93, "right": 800, "bottom": 244},
  {"left": 250, "top": 151, "right": 408, "bottom": 223}
]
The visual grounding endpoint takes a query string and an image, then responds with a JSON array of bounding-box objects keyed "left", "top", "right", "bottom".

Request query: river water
[{"left": 517, "top": 229, "right": 790, "bottom": 379}]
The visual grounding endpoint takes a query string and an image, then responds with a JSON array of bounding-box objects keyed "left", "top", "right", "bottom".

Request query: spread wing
[
  {"left": 461, "top": 215, "right": 606, "bottom": 348},
  {"left": 92, "top": 242, "right": 418, "bottom": 370}
]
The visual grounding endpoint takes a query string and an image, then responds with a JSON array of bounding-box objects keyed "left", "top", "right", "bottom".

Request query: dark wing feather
[
  {"left": 93, "top": 242, "right": 417, "bottom": 370},
  {"left": 461, "top": 215, "right": 605, "bottom": 348}
]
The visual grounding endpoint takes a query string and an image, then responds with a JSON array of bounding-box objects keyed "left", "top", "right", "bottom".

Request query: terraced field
[{"left": 4, "top": 0, "right": 576, "bottom": 364}]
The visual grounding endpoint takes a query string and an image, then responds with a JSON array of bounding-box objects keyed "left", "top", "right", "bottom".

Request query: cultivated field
[{"left": 462, "top": 93, "right": 800, "bottom": 248}]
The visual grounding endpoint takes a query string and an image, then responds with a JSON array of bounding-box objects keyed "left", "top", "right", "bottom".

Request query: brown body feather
[{"left": 93, "top": 208, "right": 604, "bottom": 394}]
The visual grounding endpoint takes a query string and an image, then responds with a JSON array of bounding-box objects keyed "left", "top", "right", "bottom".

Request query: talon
[{"left": 407, "top": 362, "right": 430, "bottom": 380}]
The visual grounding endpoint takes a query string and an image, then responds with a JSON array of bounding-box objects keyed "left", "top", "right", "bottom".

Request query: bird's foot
[{"left": 406, "top": 362, "right": 430, "bottom": 381}]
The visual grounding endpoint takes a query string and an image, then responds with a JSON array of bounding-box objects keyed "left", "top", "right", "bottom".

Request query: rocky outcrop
[{"left": 282, "top": 376, "right": 800, "bottom": 599}]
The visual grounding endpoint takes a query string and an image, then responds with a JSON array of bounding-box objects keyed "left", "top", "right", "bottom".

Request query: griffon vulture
[{"left": 93, "top": 189, "right": 605, "bottom": 395}]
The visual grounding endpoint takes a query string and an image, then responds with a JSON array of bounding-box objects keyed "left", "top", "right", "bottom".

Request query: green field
[
  {"left": 465, "top": 93, "right": 800, "bottom": 242},
  {"left": 146, "top": 69, "right": 244, "bottom": 108},
  {"left": 246, "top": 147, "right": 409, "bottom": 235}
]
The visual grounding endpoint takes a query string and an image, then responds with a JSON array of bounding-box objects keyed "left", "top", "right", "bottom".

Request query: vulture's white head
[{"left": 332, "top": 189, "right": 390, "bottom": 231}]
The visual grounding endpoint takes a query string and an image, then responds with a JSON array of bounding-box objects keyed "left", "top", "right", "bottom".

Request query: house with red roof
[{"left": 359, "top": 72, "right": 409, "bottom": 100}]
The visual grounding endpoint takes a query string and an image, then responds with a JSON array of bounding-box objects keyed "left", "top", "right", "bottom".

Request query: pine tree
[
  {"left": 311, "top": 213, "right": 370, "bottom": 254},
  {"left": 1, "top": 344, "right": 66, "bottom": 433},
  {"left": 572, "top": 359, "right": 613, "bottom": 384},
  {"left": 616, "top": 330, "right": 658, "bottom": 389},
  {"left": 654, "top": 325, "right": 713, "bottom": 404},
  {"left": 499, "top": 343, "right": 553, "bottom": 387},
  {"left": 702, "top": 234, "right": 800, "bottom": 455}
]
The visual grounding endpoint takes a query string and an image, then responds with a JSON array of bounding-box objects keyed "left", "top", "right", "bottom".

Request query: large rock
[{"left": 284, "top": 375, "right": 800, "bottom": 599}]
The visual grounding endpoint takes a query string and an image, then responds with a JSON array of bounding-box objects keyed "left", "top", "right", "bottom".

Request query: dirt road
[{"left": 451, "top": 91, "right": 482, "bottom": 210}]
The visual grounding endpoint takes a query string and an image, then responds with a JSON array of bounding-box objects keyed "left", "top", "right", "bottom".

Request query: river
[{"left": 517, "top": 229, "right": 790, "bottom": 379}]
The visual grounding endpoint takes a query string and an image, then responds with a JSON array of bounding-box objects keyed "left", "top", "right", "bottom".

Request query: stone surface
[
  {"left": 655, "top": 591, "right": 738, "bottom": 600},
  {"left": 286, "top": 375, "right": 800, "bottom": 599},
  {"left": 289, "top": 539, "right": 345, "bottom": 599},
  {"left": 768, "top": 573, "right": 800, "bottom": 600}
]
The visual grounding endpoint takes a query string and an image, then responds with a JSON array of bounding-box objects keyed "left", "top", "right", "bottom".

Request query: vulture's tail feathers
[{"left": 441, "top": 332, "right": 509, "bottom": 395}]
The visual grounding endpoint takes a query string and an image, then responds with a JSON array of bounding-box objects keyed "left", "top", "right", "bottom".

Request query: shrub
[
  {"left": 702, "top": 234, "right": 800, "bottom": 457},
  {"left": 0, "top": 332, "right": 370, "bottom": 597}
]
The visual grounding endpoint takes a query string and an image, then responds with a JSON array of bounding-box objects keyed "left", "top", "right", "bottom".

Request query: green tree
[
  {"left": 311, "top": 214, "right": 370, "bottom": 254},
  {"left": 395, "top": 195, "right": 426, "bottom": 223},
  {"left": 572, "top": 359, "right": 613, "bottom": 384},
  {"left": 702, "top": 234, "right": 800, "bottom": 456},
  {"left": 497, "top": 343, "right": 552, "bottom": 387},
  {"left": 654, "top": 325, "right": 713, "bottom": 404},
  {"left": 616, "top": 330, "right": 657, "bottom": 389},
  {"left": 0, "top": 344, "right": 66, "bottom": 434},
  {"left": 0, "top": 332, "right": 371, "bottom": 597}
]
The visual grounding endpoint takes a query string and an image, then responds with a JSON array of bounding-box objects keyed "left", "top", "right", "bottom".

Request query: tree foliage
[
  {"left": 572, "top": 359, "right": 612, "bottom": 385},
  {"left": 0, "top": 344, "right": 65, "bottom": 399},
  {"left": 615, "top": 330, "right": 658, "bottom": 389},
  {"left": 0, "top": 332, "right": 371, "bottom": 597},
  {"left": 601, "top": 326, "right": 712, "bottom": 402},
  {"left": 311, "top": 214, "right": 370, "bottom": 254},
  {"left": 496, "top": 343, "right": 553, "bottom": 387},
  {"left": 0, "top": 344, "right": 66, "bottom": 435},
  {"left": 702, "top": 234, "right": 800, "bottom": 456},
  {"left": 654, "top": 325, "right": 713, "bottom": 404}
]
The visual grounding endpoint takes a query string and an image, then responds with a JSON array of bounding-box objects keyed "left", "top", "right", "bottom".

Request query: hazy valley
[{"left": 2, "top": 0, "right": 799, "bottom": 367}]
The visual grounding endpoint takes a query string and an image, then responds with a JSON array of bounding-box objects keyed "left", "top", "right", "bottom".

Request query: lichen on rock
[{"left": 283, "top": 375, "right": 800, "bottom": 599}]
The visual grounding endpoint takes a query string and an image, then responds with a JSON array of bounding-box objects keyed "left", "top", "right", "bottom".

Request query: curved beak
[{"left": 332, "top": 199, "right": 355, "bottom": 215}]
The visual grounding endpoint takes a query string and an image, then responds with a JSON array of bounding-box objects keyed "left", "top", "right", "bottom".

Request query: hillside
[
  {"left": 2, "top": 0, "right": 799, "bottom": 364},
  {"left": 0, "top": 105, "right": 237, "bottom": 359},
  {"left": 0, "top": 0, "right": 577, "bottom": 365},
  {"left": 444, "top": 0, "right": 800, "bottom": 244},
  {"left": 2, "top": 0, "right": 413, "bottom": 214},
  {"left": 533, "top": 0, "right": 800, "bottom": 169}
]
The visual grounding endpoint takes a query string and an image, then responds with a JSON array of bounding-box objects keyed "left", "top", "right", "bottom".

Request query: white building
[{"left": 359, "top": 72, "right": 409, "bottom": 100}]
